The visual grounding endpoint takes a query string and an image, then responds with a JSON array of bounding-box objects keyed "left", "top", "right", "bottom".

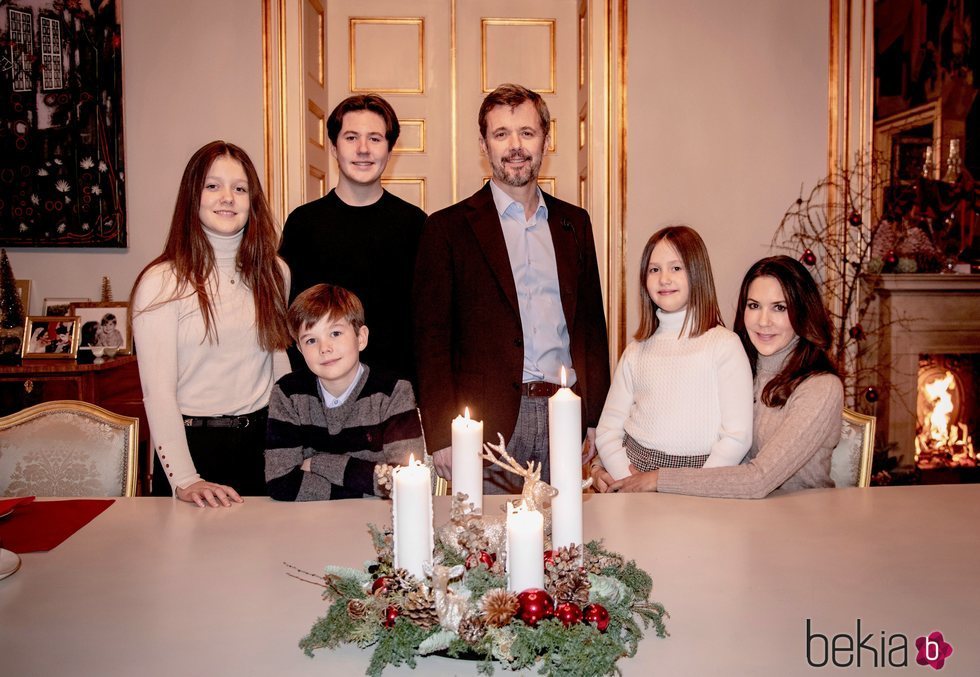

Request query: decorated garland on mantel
[{"left": 294, "top": 494, "right": 669, "bottom": 676}]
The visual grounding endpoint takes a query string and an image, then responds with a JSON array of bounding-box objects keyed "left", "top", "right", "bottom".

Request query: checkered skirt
[{"left": 623, "top": 433, "right": 710, "bottom": 471}]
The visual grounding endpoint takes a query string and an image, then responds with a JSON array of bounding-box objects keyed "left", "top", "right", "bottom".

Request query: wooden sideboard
[{"left": 0, "top": 355, "right": 150, "bottom": 493}]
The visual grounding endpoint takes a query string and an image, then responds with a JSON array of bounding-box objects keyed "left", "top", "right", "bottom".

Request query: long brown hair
[
  {"left": 733, "top": 256, "right": 838, "bottom": 407},
  {"left": 131, "top": 141, "right": 289, "bottom": 351},
  {"left": 634, "top": 225, "right": 723, "bottom": 340}
]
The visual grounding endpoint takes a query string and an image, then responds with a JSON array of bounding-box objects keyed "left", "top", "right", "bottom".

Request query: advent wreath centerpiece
[{"left": 294, "top": 492, "right": 669, "bottom": 676}]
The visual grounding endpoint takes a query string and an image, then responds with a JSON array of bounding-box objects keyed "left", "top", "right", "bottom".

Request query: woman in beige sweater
[{"left": 597, "top": 255, "right": 842, "bottom": 498}]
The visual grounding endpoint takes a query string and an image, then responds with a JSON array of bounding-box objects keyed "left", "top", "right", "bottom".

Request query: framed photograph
[
  {"left": 22, "top": 316, "right": 80, "bottom": 359},
  {"left": 42, "top": 297, "right": 90, "bottom": 317},
  {"left": 69, "top": 302, "right": 132, "bottom": 355},
  {"left": 14, "top": 280, "right": 31, "bottom": 313}
]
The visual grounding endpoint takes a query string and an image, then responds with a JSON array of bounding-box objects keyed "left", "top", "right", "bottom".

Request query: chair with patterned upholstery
[
  {"left": 0, "top": 400, "right": 138, "bottom": 497},
  {"left": 830, "top": 408, "right": 875, "bottom": 488}
]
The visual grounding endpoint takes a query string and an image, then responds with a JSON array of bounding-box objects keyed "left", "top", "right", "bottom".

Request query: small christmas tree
[
  {"left": 0, "top": 249, "right": 25, "bottom": 329},
  {"left": 101, "top": 275, "right": 113, "bottom": 302}
]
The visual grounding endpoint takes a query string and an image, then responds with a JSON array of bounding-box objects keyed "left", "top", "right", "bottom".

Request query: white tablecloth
[{"left": 1, "top": 486, "right": 978, "bottom": 675}]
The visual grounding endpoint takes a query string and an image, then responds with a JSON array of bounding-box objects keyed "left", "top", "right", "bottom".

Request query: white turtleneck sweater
[
  {"left": 132, "top": 228, "right": 289, "bottom": 491},
  {"left": 596, "top": 308, "right": 753, "bottom": 480}
]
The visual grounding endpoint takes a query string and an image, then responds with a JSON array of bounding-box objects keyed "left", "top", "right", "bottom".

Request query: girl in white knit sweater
[
  {"left": 593, "top": 225, "right": 753, "bottom": 486},
  {"left": 132, "top": 142, "right": 291, "bottom": 508}
]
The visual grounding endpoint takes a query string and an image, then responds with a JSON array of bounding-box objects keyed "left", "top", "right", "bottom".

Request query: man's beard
[{"left": 490, "top": 151, "right": 541, "bottom": 187}]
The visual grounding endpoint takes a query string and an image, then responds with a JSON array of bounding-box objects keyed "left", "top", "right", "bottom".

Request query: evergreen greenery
[{"left": 298, "top": 534, "right": 668, "bottom": 676}]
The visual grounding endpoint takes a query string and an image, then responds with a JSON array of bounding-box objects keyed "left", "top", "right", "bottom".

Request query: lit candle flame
[
  {"left": 408, "top": 453, "right": 416, "bottom": 466},
  {"left": 560, "top": 366, "right": 567, "bottom": 388},
  {"left": 464, "top": 406, "right": 470, "bottom": 420}
]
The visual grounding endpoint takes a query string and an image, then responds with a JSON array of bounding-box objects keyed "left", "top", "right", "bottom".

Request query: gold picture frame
[
  {"left": 69, "top": 301, "right": 133, "bottom": 355},
  {"left": 22, "top": 315, "right": 81, "bottom": 359}
]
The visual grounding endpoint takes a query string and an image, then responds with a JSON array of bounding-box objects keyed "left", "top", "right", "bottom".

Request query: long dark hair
[
  {"left": 131, "top": 141, "right": 289, "bottom": 351},
  {"left": 634, "top": 225, "right": 723, "bottom": 340},
  {"left": 733, "top": 256, "right": 837, "bottom": 407}
]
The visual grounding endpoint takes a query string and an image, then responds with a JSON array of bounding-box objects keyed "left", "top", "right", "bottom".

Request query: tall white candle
[
  {"left": 506, "top": 500, "right": 544, "bottom": 592},
  {"left": 392, "top": 455, "right": 433, "bottom": 579},
  {"left": 451, "top": 407, "right": 484, "bottom": 513},
  {"left": 549, "top": 366, "right": 583, "bottom": 551}
]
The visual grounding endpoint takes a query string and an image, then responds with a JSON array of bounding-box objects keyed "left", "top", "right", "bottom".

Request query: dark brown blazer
[{"left": 412, "top": 183, "right": 610, "bottom": 451}]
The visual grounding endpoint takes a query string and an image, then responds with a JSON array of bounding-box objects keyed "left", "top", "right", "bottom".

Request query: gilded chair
[
  {"left": 830, "top": 408, "right": 876, "bottom": 488},
  {"left": 0, "top": 400, "right": 139, "bottom": 497}
]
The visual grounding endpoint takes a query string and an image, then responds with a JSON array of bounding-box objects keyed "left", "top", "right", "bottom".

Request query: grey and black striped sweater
[{"left": 264, "top": 365, "right": 423, "bottom": 501}]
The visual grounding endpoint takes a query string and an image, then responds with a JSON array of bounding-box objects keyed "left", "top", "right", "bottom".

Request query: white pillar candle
[
  {"left": 506, "top": 500, "right": 544, "bottom": 592},
  {"left": 549, "top": 366, "right": 583, "bottom": 551},
  {"left": 451, "top": 407, "right": 484, "bottom": 513},
  {"left": 392, "top": 455, "right": 433, "bottom": 579}
]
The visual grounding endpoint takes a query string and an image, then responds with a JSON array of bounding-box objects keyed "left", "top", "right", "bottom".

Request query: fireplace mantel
[{"left": 872, "top": 274, "right": 980, "bottom": 468}]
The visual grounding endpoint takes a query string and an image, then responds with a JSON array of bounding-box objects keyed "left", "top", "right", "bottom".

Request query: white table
[{"left": 1, "top": 486, "right": 978, "bottom": 676}]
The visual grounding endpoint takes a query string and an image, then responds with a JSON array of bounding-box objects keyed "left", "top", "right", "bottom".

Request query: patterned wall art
[{"left": 0, "top": 0, "right": 125, "bottom": 247}]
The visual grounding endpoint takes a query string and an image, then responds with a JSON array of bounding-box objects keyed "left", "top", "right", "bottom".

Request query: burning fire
[{"left": 915, "top": 370, "right": 975, "bottom": 468}]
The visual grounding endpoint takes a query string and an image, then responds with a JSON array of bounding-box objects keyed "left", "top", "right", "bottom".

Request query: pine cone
[
  {"left": 347, "top": 599, "right": 368, "bottom": 621},
  {"left": 546, "top": 545, "right": 591, "bottom": 605},
  {"left": 550, "top": 569, "right": 591, "bottom": 606},
  {"left": 479, "top": 588, "right": 519, "bottom": 627},
  {"left": 402, "top": 589, "right": 440, "bottom": 629},
  {"left": 457, "top": 613, "right": 487, "bottom": 644},
  {"left": 584, "top": 548, "right": 624, "bottom": 574},
  {"left": 391, "top": 567, "right": 419, "bottom": 593}
]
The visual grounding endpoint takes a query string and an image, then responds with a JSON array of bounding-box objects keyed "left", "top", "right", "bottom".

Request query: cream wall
[
  {"left": 8, "top": 1, "right": 828, "bottom": 333},
  {"left": 7, "top": 0, "right": 266, "bottom": 313},
  {"left": 624, "top": 1, "right": 828, "bottom": 340}
]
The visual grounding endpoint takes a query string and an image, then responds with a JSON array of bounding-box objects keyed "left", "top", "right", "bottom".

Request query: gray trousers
[{"left": 484, "top": 395, "right": 551, "bottom": 494}]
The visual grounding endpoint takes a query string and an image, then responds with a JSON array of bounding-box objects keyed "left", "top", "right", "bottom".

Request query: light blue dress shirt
[
  {"left": 489, "top": 180, "right": 576, "bottom": 386},
  {"left": 318, "top": 363, "right": 365, "bottom": 409}
]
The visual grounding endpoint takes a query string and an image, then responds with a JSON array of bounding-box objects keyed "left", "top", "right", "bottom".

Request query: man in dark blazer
[{"left": 413, "top": 84, "right": 610, "bottom": 493}]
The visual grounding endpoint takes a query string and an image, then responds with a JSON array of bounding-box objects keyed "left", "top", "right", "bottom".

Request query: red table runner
[{"left": 0, "top": 498, "right": 114, "bottom": 553}]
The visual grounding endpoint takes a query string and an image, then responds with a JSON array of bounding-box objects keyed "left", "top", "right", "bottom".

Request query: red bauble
[
  {"left": 848, "top": 324, "right": 865, "bottom": 341},
  {"left": 371, "top": 576, "right": 391, "bottom": 595},
  {"left": 864, "top": 386, "right": 879, "bottom": 403},
  {"left": 583, "top": 603, "right": 610, "bottom": 632},
  {"left": 466, "top": 550, "right": 497, "bottom": 570},
  {"left": 554, "top": 602, "right": 583, "bottom": 627},
  {"left": 884, "top": 250, "right": 898, "bottom": 266},
  {"left": 543, "top": 550, "right": 556, "bottom": 568},
  {"left": 801, "top": 249, "right": 817, "bottom": 266},
  {"left": 383, "top": 605, "right": 400, "bottom": 627},
  {"left": 848, "top": 211, "right": 863, "bottom": 227},
  {"left": 516, "top": 589, "right": 555, "bottom": 627}
]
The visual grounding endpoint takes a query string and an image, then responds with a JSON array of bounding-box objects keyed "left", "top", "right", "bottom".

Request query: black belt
[
  {"left": 183, "top": 410, "right": 266, "bottom": 429},
  {"left": 521, "top": 381, "right": 562, "bottom": 397}
]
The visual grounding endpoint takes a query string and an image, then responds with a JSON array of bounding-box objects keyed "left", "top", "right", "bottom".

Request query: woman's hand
[
  {"left": 175, "top": 480, "right": 243, "bottom": 508},
  {"left": 590, "top": 463, "right": 616, "bottom": 493},
  {"left": 608, "top": 467, "right": 659, "bottom": 493}
]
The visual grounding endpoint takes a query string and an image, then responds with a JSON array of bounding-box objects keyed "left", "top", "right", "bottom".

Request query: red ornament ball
[
  {"left": 848, "top": 324, "right": 865, "bottom": 341},
  {"left": 884, "top": 250, "right": 898, "bottom": 266},
  {"left": 516, "top": 588, "right": 555, "bottom": 627},
  {"left": 801, "top": 249, "right": 817, "bottom": 266},
  {"left": 383, "top": 605, "right": 400, "bottom": 628},
  {"left": 371, "top": 576, "right": 391, "bottom": 595},
  {"left": 543, "top": 550, "right": 556, "bottom": 568},
  {"left": 864, "top": 386, "right": 879, "bottom": 403},
  {"left": 554, "top": 602, "right": 583, "bottom": 627},
  {"left": 583, "top": 603, "right": 611, "bottom": 632},
  {"left": 466, "top": 550, "right": 497, "bottom": 570},
  {"left": 848, "top": 211, "right": 863, "bottom": 227}
]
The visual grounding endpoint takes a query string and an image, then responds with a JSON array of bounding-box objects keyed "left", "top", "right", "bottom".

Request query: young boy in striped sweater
[{"left": 264, "top": 284, "right": 423, "bottom": 500}]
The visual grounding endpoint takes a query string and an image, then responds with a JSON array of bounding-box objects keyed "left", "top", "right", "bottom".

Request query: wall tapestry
[{"left": 0, "top": 0, "right": 125, "bottom": 247}]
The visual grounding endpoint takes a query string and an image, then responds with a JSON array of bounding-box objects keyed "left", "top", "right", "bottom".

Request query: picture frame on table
[
  {"left": 22, "top": 316, "right": 81, "bottom": 359},
  {"left": 70, "top": 301, "right": 132, "bottom": 355},
  {"left": 14, "top": 280, "right": 31, "bottom": 313},
  {"left": 42, "top": 297, "right": 90, "bottom": 317}
]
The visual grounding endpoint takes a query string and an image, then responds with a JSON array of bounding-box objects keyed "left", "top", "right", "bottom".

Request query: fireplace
[
  {"left": 914, "top": 354, "right": 977, "bottom": 469},
  {"left": 872, "top": 274, "right": 980, "bottom": 469}
]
